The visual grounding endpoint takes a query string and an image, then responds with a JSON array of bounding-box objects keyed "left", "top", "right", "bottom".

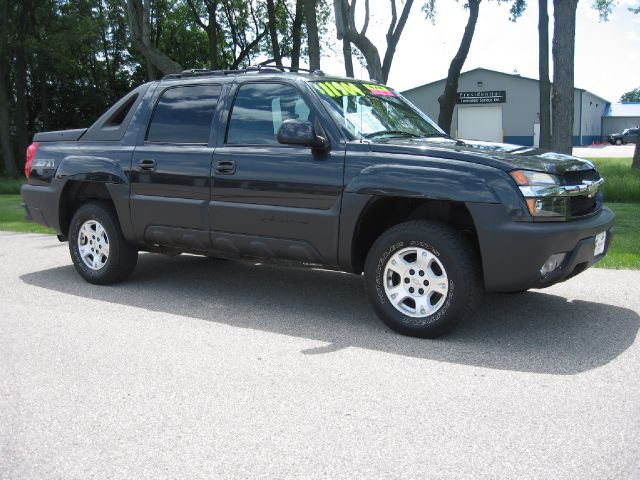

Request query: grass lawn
[
  {"left": 588, "top": 158, "right": 640, "bottom": 203},
  {"left": 0, "top": 195, "right": 55, "bottom": 234},
  {"left": 0, "top": 177, "right": 25, "bottom": 195},
  {"left": 598, "top": 203, "right": 640, "bottom": 270}
]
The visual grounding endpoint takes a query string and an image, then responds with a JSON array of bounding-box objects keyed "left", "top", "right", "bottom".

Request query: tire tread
[
  {"left": 364, "top": 220, "right": 483, "bottom": 337},
  {"left": 69, "top": 201, "right": 138, "bottom": 285}
]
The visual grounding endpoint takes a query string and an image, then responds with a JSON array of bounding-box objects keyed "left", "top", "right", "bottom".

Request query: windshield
[{"left": 311, "top": 80, "right": 446, "bottom": 141}]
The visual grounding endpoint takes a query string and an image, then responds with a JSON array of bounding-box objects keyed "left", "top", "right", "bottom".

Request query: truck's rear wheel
[
  {"left": 69, "top": 202, "right": 138, "bottom": 285},
  {"left": 364, "top": 220, "right": 482, "bottom": 338}
]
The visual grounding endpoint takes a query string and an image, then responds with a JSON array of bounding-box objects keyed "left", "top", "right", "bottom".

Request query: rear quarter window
[{"left": 146, "top": 84, "right": 221, "bottom": 144}]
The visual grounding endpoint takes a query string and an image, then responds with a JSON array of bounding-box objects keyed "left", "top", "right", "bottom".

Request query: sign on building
[{"left": 456, "top": 91, "right": 506, "bottom": 104}]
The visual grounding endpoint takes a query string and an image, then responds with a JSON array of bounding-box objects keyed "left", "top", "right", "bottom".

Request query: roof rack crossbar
[{"left": 162, "top": 64, "right": 325, "bottom": 80}]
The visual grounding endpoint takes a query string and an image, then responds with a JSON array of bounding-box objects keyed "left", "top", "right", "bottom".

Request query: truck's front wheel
[
  {"left": 364, "top": 220, "right": 482, "bottom": 338},
  {"left": 69, "top": 202, "right": 138, "bottom": 285}
]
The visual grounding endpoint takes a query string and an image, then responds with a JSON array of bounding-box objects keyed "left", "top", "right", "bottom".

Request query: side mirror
[{"left": 277, "top": 119, "right": 329, "bottom": 150}]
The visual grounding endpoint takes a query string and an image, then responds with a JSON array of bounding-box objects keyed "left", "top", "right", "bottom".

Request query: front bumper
[{"left": 467, "top": 203, "right": 615, "bottom": 292}]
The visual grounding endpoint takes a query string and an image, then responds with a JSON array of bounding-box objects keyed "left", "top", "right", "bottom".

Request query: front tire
[
  {"left": 615, "top": 138, "right": 622, "bottom": 145},
  {"left": 69, "top": 202, "right": 138, "bottom": 285},
  {"left": 364, "top": 220, "right": 482, "bottom": 338}
]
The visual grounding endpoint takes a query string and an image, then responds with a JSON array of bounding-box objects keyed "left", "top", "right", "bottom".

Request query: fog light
[{"left": 540, "top": 253, "right": 566, "bottom": 277}]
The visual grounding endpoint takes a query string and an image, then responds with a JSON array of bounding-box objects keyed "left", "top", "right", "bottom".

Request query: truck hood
[{"left": 369, "top": 136, "right": 595, "bottom": 175}]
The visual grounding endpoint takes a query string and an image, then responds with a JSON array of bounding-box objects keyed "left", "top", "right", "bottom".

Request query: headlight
[
  {"left": 510, "top": 170, "right": 566, "bottom": 217},
  {"left": 510, "top": 170, "right": 560, "bottom": 186}
]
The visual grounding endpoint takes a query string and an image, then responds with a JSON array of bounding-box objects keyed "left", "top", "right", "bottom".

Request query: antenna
[{"left": 359, "top": 62, "right": 364, "bottom": 143}]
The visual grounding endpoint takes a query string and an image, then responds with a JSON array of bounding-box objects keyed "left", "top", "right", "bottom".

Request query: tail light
[{"left": 25, "top": 142, "right": 39, "bottom": 178}]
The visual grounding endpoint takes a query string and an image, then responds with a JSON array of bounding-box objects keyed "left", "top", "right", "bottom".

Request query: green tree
[
  {"left": 549, "top": 0, "right": 620, "bottom": 153},
  {"left": 304, "top": 0, "right": 321, "bottom": 70},
  {"left": 185, "top": 0, "right": 221, "bottom": 69},
  {"left": 537, "top": 0, "right": 551, "bottom": 149},
  {"left": 435, "top": 0, "right": 526, "bottom": 135},
  {"left": 0, "top": 0, "right": 16, "bottom": 175},
  {"left": 550, "top": 0, "right": 578, "bottom": 154},
  {"left": 125, "top": 0, "right": 183, "bottom": 76},
  {"left": 0, "top": 0, "right": 142, "bottom": 175},
  {"left": 436, "top": 0, "right": 479, "bottom": 134},
  {"left": 335, "top": 0, "right": 415, "bottom": 83},
  {"left": 620, "top": 87, "right": 640, "bottom": 103},
  {"left": 629, "top": 4, "right": 640, "bottom": 169}
]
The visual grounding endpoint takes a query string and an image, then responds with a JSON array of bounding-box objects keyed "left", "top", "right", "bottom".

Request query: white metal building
[
  {"left": 602, "top": 103, "right": 640, "bottom": 136},
  {"left": 401, "top": 67, "right": 610, "bottom": 147}
]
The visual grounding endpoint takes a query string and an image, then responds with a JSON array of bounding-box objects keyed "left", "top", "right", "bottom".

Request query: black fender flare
[
  {"left": 337, "top": 163, "right": 528, "bottom": 272},
  {"left": 55, "top": 156, "right": 135, "bottom": 243}
]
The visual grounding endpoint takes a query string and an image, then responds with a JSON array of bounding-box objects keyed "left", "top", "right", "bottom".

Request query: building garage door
[{"left": 457, "top": 106, "right": 503, "bottom": 142}]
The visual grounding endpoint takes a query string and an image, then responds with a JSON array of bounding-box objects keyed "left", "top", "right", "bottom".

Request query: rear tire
[
  {"left": 69, "top": 202, "right": 138, "bottom": 285},
  {"left": 364, "top": 220, "right": 482, "bottom": 338}
]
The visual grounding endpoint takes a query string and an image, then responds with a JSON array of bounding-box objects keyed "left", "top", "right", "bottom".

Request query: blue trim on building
[
  {"left": 579, "top": 90, "right": 583, "bottom": 145},
  {"left": 576, "top": 135, "right": 601, "bottom": 146},
  {"left": 503, "top": 136, "right": 534, "bottom": 146}
]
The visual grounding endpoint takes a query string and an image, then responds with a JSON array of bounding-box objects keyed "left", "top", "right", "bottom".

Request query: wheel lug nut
[
  {"left": 419, "top": 270, "right": 424, "bottom": 276},
  {"left": 423, "top": 280, "right": 429, "bottom": 286},
  {"left": 404, "top": 278, "right": 410, "bottom": 284},
  {"left": 409, "top": 269, "right": 415, "bottom": 275},
  {"left": 418, "top": 288, "right": 424, "bottom": 295},
  {"left": 409, "top": 287, "right": 415, "bottom": 293}
]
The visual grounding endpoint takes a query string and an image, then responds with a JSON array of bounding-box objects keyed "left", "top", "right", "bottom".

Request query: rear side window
[
  {"left": 105, "top": 94, "right": 138, "bottom": 127},
  {"left": 226, "top": 83, "right": 311, "bottom": 145},
  {"left": 146, "top": 84, "right": 221, "bottom": 144}
]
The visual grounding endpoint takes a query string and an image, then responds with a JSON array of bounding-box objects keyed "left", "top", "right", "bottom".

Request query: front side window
[
  {"left": 146, "top": 84, "right": 221, "bottom": 144},
  {"left": 226, "top": 83, "right": 312, "bottom": 145},
  {"left": 312, "top": 80, "right": 444, "bottom": 141}
]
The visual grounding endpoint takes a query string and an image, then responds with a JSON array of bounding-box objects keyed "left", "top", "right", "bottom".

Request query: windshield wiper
[
  {"left": 364, "top": 130, "right": 421, "bottom": 139},
  {"left": 418, "top": 133, "right": 451, "bottom": 139}
]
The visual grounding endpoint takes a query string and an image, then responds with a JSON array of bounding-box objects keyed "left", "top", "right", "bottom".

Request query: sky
[{"left": 313, "top": 0, "right": 640, "bottom": 103}]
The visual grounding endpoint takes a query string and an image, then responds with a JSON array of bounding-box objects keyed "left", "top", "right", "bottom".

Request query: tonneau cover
[{"left": 33, "top": 128, "right": 87, "bottom": 142}]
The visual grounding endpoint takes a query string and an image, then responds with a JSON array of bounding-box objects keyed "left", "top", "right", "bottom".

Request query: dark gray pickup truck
[
  {"left": 608, "top": 127, "right": 639, "bottom": 145},
  {"left": 21, "top": 67, "right": 614, "bottom": 337}
]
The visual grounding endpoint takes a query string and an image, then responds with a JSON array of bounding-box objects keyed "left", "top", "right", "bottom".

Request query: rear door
[
  {"left": 130, "top": 83, "right": 221, "bottom": 250},
  {"left": 209, "top": 81, "right": 344, "bottom": 264}
]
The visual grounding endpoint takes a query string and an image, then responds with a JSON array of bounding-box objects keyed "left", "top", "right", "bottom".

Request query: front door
[
  {"left": 130, "top": 83, "right": 221, "bottom": 250},
  {"left": 210, "top": 82, "right": 344, "bottom": 264},
  {"left": 458, "top": 105, "right": 503, "bottom": 142}
]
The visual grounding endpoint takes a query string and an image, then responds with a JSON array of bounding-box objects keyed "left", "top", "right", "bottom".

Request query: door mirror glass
[{"left": 276, "top": 119, "right": 328, "bottom": 149}]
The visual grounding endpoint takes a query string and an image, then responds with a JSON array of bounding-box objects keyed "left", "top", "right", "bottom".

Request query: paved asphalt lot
[
  {"left": 1, "top": 232, "right": 639, "bottom": 479},
  {"left": 572, "top": 144, "right": 636, "bottom": 158}
]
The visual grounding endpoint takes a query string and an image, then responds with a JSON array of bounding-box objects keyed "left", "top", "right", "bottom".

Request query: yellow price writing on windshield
[{"left": 315, "top": 81, "right": 365, "bottom": 97}]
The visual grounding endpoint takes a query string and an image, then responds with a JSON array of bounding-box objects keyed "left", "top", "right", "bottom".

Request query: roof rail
[{"left": 162, "top": 64, "right": 326, "bottom": 80}]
